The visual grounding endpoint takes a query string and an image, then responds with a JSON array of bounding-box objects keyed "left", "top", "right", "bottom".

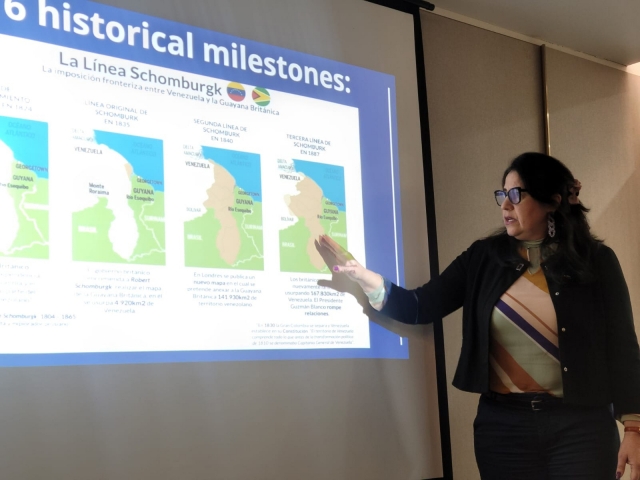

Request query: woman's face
[{"left": 501, "top": 171, "right": 554, "bottom": 241}]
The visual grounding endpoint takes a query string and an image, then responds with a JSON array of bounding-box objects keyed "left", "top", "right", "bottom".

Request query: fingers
[
  {"left": 617, "top": 454, "right": 626, "bottom": 479},
  {"left": 318, "top": 234, "right": 340, "bottom": 255},
  {"left": 318, "top": 234, "right": 339, "bottom": 249},
  {"left": 319, "top": 235, "right": 354, "bottom": 263},
  {"left": 318, "top": 236, "right": 362, "bottom": 282}
]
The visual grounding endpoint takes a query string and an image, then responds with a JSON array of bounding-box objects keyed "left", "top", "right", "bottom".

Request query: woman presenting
[{"left": 321, "top": 152, "right": 640, "bottom": 480}]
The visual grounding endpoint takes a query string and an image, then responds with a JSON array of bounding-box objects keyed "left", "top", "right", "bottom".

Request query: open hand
[
  {"left": 316, "top": 235, "right": 382, "bottom": 294},
  {"left": 617, "top": 431, "right": 640, "bottom": 480},
  {"left": 317, "top": 234, "right": 367, "bottom": 282}
]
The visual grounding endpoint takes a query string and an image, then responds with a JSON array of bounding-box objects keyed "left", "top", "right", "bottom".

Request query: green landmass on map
[
  {"left": 0, "top": 160, "right": 49, "bottom": 259},
  {"left": 280, "top": 192, "right": 347, "bottom": 274}
]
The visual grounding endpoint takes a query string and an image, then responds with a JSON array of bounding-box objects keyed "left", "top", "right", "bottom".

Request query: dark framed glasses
[{"left": 494, "top": 187, "right": 529, "bottom": 206}]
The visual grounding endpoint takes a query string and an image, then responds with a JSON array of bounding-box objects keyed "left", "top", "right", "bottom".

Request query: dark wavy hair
[{"left": 489, "top": 152, "right": 601, "bottom": 283}]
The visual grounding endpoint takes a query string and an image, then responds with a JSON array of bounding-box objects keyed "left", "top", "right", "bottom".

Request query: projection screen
[{"left": 0, "top": 0, "right": 442, "bottom": 478}]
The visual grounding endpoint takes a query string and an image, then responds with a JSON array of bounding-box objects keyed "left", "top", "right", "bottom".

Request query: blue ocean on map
[
  {"left": 94, "top": 131, "right": 164, "bottom": 192},
  {"left": 201, "top": 146, "right": 262, "bottom": 202},
  {"left": 293, "top": 160, "right": 345, "bottom": 212},
  {"left": 0, "top": 116, "right": 48, "bottom": 179}
]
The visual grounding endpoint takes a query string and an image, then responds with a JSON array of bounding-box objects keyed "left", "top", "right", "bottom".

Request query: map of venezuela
[
  {"left": 72, "top": 131, "right": 165, "bottom": 265},
  {"left": 184, "top": 146, "right": 263, "bottom": 270},
  {"left": 0, "top": 116, "right": 49, "bottom": 259},
  {"left": 279, "top": 159, "right": 347, "bottom": 273}
]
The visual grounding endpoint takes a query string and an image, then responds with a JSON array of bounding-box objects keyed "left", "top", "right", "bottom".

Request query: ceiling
[{"left": 429, "top": 0, "right": 640, "bottom": 66}]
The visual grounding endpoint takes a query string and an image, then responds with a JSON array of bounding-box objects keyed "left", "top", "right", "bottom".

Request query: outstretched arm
[{"left": 318, "top": 234, "right": 472, "bottom": 323}]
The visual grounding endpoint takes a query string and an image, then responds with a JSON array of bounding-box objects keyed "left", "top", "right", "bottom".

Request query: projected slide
[{"left": 0, "top": 0, "right": 404, "bottom": 366}]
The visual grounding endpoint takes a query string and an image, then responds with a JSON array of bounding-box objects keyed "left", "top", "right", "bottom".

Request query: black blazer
[{"left": 381, "top": 237, "right": 640, "bottom": 415}]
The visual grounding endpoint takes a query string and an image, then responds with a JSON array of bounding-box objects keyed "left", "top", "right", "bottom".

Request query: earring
[{"left": 547, "top": 214, "right": 556, "bottom": 238}]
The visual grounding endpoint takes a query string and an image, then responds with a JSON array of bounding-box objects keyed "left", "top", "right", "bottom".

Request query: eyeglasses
[{"left": 494, "top": 187, "right": 529, "bottom": 206}]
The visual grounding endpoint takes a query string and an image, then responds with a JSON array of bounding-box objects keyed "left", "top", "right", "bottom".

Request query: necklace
[{"left": 522, "top": 239, "right": 544, "bottom": 274}]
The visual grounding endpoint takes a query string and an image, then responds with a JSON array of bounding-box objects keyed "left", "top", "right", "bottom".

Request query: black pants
[{"left": 473, "top": 393, "right": 619, "bottom": 480}]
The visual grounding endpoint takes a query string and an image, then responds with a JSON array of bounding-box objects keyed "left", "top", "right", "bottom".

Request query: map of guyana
[
  {"left": 71, "top": 131, "right": 165, "bottom": 265},
  {"left": 0, "top": 116, "right": 49, "bottom": 259},
  {"left": 279, "top": 159, "right": 347, "bottom": 273},
  {"left": 184, "top": 146, "right": 264, "bottom": 270}
]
